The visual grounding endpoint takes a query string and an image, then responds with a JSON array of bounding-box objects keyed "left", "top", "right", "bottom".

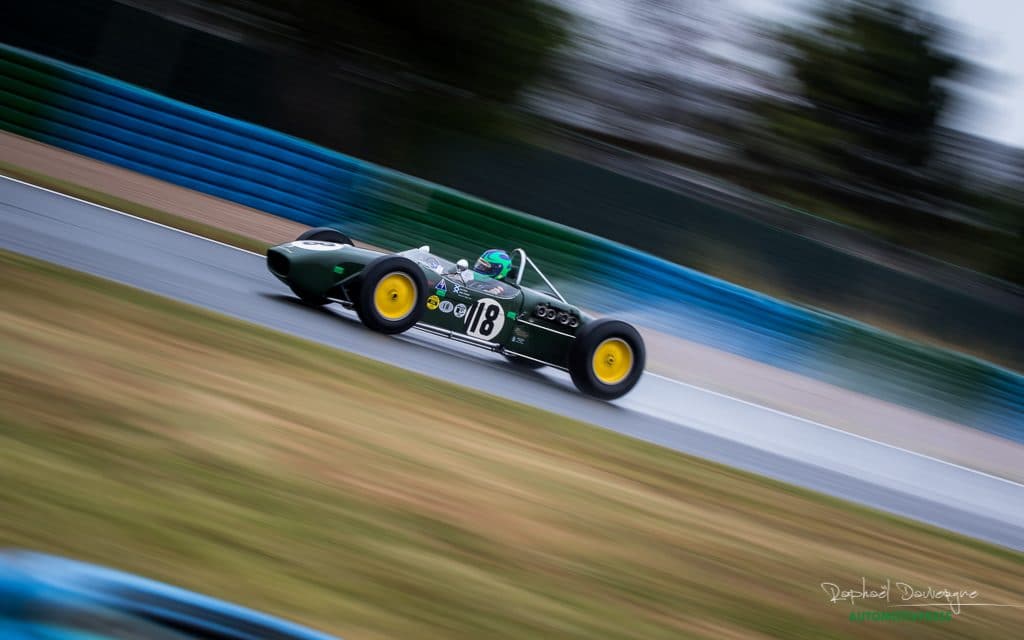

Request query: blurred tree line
[
  {"left": 179, "top": 0, "right": 569, "bottom": 130},
  {"left": 745, "top": 1, "right": 959, "bottom": 218},
  {"left": 738, "top": 1, "right": 1023, "bottom": 283},
  {"left": 529, "top": 0, "right": 1023, "bottom": 284}
]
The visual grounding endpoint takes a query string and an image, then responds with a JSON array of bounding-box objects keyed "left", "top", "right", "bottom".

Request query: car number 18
[{"left": 464, "top": 298, "right": 505, "bottom": 340}]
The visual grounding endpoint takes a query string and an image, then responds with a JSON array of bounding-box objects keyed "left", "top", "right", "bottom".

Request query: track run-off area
[{"left": 2, "top": 175, "right": 1022, "bottom": 550}]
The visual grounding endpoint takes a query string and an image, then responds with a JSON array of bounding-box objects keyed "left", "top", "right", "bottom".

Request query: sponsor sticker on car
[
  {"left": 511, "top": 326, "right": 529, "bottom": 345},
  {"left": 451, "top": 283, "right": 472, "bottom": 299},
  {"left": 439, "top": 300, "right": 454, "bottom": 314},
  {"left": 454, "top": 303, "right": 468, "bottom": 318},
  {"left": 426, "top": 295, "right": 440, "bottom": 311}
]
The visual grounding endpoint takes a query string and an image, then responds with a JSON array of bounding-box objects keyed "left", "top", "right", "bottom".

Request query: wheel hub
[
  {"left": 373, "top": 272, "right": 416, "bottom": 320},
  {"left": 592, "top": 338, "right": 633, "bottom": 385}
]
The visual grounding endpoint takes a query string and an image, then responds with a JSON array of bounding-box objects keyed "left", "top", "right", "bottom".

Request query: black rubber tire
[
  {"left": 568, "top": 318, "right": 645, "bottom": 400},
  {"left": 296, "top": 227, "right": 354, "bottom": 245},
  {"left": 354, "top": 255, "right": 428, "bottom": 334},
  {"left": 503, "top": 353, "right": 546, "bottom": 369}
]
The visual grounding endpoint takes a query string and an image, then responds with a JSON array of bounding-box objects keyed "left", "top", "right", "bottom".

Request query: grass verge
[
  {"left": 1, "top": 248, "right": 1022, "bottom": 639},
  {"left": 0, "top": 160, "right": 269, "bottom": 254}
]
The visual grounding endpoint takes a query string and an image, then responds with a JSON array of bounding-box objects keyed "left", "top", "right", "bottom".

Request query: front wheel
[
  {"left": 568, "top": 319, "right": 645, "bottom": 400},
  {"left": 354, "top": 256, "right": 428, "bottom": 334}
]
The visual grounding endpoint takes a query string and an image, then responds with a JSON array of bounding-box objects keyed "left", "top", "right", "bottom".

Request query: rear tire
[
  {"left": 355, "top": 256, "right": 427, "bottom": 334},
  {"left": 568, "top": 319, "right": 645, "bottom": 400},
  {"left": 296, "top": 227, "right": 353, "bottom": 245}
]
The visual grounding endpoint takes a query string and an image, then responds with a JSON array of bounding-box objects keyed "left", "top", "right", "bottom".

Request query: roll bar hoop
[{"left": 512, "top": 248, "right": 566, "bottom": 304}]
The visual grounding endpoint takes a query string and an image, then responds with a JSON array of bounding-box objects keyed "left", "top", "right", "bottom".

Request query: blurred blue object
[{"left": 0, "top": 550, "right": 339, "bottom": 640}]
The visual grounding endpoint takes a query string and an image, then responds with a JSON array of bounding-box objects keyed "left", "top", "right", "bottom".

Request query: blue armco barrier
[{"left": 1, "top": 43, "right": 1021, "bottom": 440}]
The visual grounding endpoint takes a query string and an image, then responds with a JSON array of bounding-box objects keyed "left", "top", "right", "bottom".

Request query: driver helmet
[{"left": 473, "top": 249, "right": 512, "bottom": 280}]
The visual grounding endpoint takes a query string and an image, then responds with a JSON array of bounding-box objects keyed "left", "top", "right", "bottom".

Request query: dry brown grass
[{"left": 1, "top": 249, "right": 1022, "bottom": 639}]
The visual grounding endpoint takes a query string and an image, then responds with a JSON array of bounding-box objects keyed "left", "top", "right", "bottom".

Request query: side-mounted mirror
[{"left": 456, "top": 259, "right": 475, "bottom": 283}]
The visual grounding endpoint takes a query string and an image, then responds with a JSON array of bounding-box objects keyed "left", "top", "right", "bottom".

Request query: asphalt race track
[{"left": 2, "top": 175, "right": 1023, "bottom": 550}]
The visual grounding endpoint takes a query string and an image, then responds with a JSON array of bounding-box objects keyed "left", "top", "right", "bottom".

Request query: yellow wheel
[
  {"left": 569, "top": 320, "right": 645, "bottom": 399},
  {"left": 373, "top": 271, "right": 417, "bottom": 320},
  {"left": 591, "top": 337, "right": 634, "bottom": 385},
  {"left": 356, "top": 256, "right": 426, "bottom": 334}
]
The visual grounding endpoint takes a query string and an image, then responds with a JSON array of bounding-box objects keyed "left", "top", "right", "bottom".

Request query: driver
[
  {"left": 473, "top": 249, "right": 512, "bottom": 281},
  {"left": 471, "top": 249, "right": 512, "bottom": 294}
]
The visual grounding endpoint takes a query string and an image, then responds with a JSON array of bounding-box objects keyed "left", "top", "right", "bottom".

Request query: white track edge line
[
  {"left": 1, "top": 175, "right": 264, "bottom": 257},
  {"left": 646, "top": 371, "right": 1024, "bottom": 489}
]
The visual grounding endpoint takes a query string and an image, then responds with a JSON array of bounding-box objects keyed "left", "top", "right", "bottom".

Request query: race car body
[{"left": 266, "top": 228, "right": 645, "bottom": 399}]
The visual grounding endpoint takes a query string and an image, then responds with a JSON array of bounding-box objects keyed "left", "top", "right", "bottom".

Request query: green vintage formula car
[{"left": 266, "top": 228, "right": 645, "bottom": 399}]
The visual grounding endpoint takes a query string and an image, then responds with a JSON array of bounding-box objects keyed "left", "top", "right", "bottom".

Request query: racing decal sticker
[
  {"left": 435, "top": 280, "right": 447, "bottom": 292},
  {"left": 450, "top": 283, "right": 472, "bottom": 299},
  {"left": 426, "top": 295, "right": 440, "bottom": 311},
  {"left": 439, "top": 300, "right": 454, "bottom": 314},
  {"left": 435, "top": 288, "right": 446, "bottom": 298},
  {"left": 464, "top": 298, "right": 505, "bottom": 340},
  {"left": 288, "top": 241, "right": 340, "bottom": 251},
  {"left": 454, "top": 303, "right": 468, "bottom": 318}
]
